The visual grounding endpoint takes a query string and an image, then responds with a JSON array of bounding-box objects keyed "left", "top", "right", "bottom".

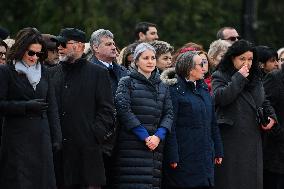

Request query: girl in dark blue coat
[{"left": 161, "top": 51, "right": 223, "bottom": 189}]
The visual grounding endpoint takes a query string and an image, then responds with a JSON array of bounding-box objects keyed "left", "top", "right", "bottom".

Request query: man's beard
[
  {"left": 59, "top": 55, "right": 68, "bottom": 62},
  {"left": 59, "top": 52, "right": 75, "bottom": 62}
]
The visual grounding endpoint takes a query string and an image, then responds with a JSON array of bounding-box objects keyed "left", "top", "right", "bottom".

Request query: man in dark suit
[
  {"left": 89, "top": 29, "right": 128, "bottom": 189},
  {"left": 51, "top": 28, "right": 115, "bottom": 189},
  {"left": 89, "top": 29, "right": 128, "bottom": 97}
]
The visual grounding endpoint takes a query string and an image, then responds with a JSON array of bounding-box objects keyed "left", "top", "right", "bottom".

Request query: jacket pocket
[{"left": 217, "top": 118, "right": 234, "bottom": 127}]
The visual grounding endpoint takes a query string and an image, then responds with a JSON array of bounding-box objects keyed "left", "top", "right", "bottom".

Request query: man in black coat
[
  {"left": 51, "top": 28, "right": 115, "bottom": 189},
  {"left": 89, "top": 29, "right": 128, "bottom": 189},
  {"left": 263, "top": 64, "right": 284, "bottom": 189}
]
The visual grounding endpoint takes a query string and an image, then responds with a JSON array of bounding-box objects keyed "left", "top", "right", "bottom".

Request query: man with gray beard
[{"left": 51, "top": 28, "right": 115, "bottom": 189}]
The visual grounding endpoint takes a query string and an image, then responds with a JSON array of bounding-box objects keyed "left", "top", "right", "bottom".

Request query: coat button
[
  {"left": 64, "top": 85, "right": 68, "bottom": 88},
  {"left": 62, "top": 112, "right": 66, "bottom": 116}
]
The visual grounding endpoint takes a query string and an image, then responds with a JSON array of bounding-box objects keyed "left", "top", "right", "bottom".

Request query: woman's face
[
  {"left": 188, "top": 55, "right": 205, "bottom": 81},
  {"left": 156, "top": 52, "right": 172, "bottom": 71},
  {"left": 136, "top": 49, "right": 156, "bottom": 77},
  {"left": 232, "top": 51, "right": 253, "bottom": 70},
  {"left": 22, "top": 43, "right": 42, "bottom": 66},
  {"left": 199, "top": 53, "right": 209, "bottom": 74},
  {"left": 213, "top": 50, "right": 226, "bottom": 66}
]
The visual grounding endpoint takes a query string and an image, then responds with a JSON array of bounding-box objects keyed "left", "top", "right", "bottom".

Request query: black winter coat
[
  {"left": 113, "top": 69, "right": 173, "bottom": 189},
  {"left": 161, "top": 69, "right": 223, "bottom": 188},
  {"left": 0, "top": 63, "right": 60, "bottom": 189},
  {"left": 52, "top": 58, "right": 115, "bottom": 186},
  {"left": 90, "top": 56, "right": 128, "bottom": 156},
  {"left": 212, "top": 70, "right": 276, "bottom": 189},
  {"left": 263, "top": 65, "right": 284, "bottom": 174}
]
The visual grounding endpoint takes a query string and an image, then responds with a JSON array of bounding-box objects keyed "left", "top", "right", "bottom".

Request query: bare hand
[
  {"left": 238, "top": 65, "right": 250, "bottom": 78},
  {"left": 170, "top": 162, "right": 178, "bottom": 169},
  {"left": 146, "top": 135, "right": 160, "bottom": 151},
  {"left": 214, "top": 157, "right": 223, "bottom": 165},
  {"left": 262, "top": 117, "right": 276, "bottom": 130}
]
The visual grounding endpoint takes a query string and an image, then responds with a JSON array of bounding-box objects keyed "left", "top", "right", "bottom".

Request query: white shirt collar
[{"left": 99, "top": 60, "right": 113, "bottom": 68}]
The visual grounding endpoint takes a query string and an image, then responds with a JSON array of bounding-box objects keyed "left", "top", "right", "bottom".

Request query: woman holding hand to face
[
  {"left": 113, "top": 43, "right": 173, "bottom": 189},
  {"left": 212, "top": 40, "right": 277, "bottom": 189}
]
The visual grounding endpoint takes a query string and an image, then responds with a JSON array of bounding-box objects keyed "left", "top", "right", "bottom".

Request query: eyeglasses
[
  {"left": 196, "top": 59, "right": 208, "bottom": 68},
  {"left": 27, "top": 50, "right": 43, "bottom": 58},
  {"left": 56, "top": 41, "right": 78, "bottom": 48},
  {"left": 280, "top": 58, "right": 284, "bottom": 63},
  {"left": 224, "top": 36, "right": 241, "bottom": 42},
  {"left": 0, "top": 52, "right": 6, "bottom": 58}
]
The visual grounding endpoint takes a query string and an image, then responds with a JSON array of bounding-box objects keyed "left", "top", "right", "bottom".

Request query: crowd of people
[{"left": 0, "top": 22, "right": 283, "bottom": 189}]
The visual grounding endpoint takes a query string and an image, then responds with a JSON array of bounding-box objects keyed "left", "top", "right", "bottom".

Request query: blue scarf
[{"left": 15, "top": 60, "right": 41, "bottom": 90}]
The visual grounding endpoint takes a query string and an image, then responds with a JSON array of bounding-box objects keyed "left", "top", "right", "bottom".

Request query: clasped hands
[{"left": 145, "top": 135, "right": 160, "bottom": 151}]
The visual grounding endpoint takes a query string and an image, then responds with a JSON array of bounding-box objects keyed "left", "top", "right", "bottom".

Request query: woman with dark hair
[
  {"left": 0, "top": 27, "right": 61, "bottom": 189},
  {"left": 212, "top": 39, "right": 277, "bottom": 189},
  {"left": 161, "top": 51, "right": 223, "bottom": 189},
  {"left": 113, "top": 43, "right": 173, "bottom": 189}
]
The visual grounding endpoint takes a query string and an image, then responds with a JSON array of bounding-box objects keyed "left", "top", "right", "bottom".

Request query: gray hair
[
  {"left": 208, "top": 39, "right": 231, "bottom": 60},
  {"left": 149, "top": 40, "right": 174, "bottom": 58},
  {"left": 175, "top": 51, "right": 198, "bottom": 78},
  {"left": 277, "top": 47, "right": 284, "bottom": 58},
  {"left": 90, "top": 29, "right": 114, "bottom": 50},
  {"left": 133, "top": 42, "right": 156, "bottom": 63}
]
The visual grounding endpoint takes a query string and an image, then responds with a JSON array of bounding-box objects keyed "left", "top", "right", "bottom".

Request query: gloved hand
[{"left": 25, "top": 99, "right": 48, "bottom": 114}]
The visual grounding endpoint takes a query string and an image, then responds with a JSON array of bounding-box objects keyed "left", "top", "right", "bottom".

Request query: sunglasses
[
  {"left": 224, "top": 36, "right": 241, "bottom": 42},
  {"left": 27, "top": 50, "right": 43, "bottom": 58},
  {"left": 56, "top": 41, "right": 78, "bottom": 48}
]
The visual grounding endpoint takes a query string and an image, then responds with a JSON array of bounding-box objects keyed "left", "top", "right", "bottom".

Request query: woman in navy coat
[
  {"left": 161, "top": 51, "right": 223, "bottom": 189},
  {"left": 113, "top": 43, "right": 173, "bottom": 189}
]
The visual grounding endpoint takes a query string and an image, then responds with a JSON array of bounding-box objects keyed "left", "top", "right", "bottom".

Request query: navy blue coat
[
  {"left": 113, "top": 69, "right": 173, "bottom": 189},
  {"left": 162, "top": 73, "right": 223, "bottom": 188}
]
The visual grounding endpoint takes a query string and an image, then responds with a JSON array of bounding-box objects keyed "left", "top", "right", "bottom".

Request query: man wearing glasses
[
  {"left": 51, "top": 28, "right": 115, "bottom": 189},
  {"left": 216, "top": 26, "right": 241, "bottom": 44}
]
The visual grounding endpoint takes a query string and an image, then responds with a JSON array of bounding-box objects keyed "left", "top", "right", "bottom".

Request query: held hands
[
  {"left": 262, "top": 117, "right": 276, "bottom": 130},
  {"left": 214, "top": 157, "right": 223, "bottom": 165},
  {"left": 145, "top": 135, "right": 160, "bottom": 151},
  {"left": 170, "top": 162, "right": 178, "bottom": 169},
  {"left": 238, "top": 65, "right": 250, "bottom": 78}
]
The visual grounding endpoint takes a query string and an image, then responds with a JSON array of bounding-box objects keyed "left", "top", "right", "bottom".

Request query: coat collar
[
  {"left": 130, "top": 68, "right": 161, "bottom": 85},
  {"left": 175, "top": 76, "right": 208, "bottom": 96},
  {"left": 160, "top": 67, "right": 178, "bottom": 86}
]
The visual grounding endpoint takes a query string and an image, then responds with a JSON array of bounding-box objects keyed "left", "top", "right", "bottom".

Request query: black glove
[{"left": 25, "top": 99, "right": 48, "bottom": 114}]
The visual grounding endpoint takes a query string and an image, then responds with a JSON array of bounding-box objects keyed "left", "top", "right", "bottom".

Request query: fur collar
[{"left": 160, "top": 67, "right": 178, "bottom": 85}]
